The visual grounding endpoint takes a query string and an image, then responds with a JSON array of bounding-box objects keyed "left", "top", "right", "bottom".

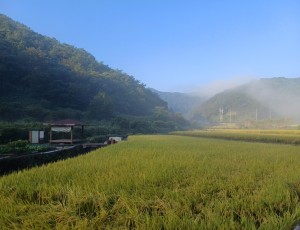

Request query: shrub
[
  {"left": 0, "top": 127, "right": 28, "bottom": 144},
  {"left": 86, "top": 135, "right": 108, "bottom": 143},
  {"left": 7, "top": 140, "right": 28, "bottom": 148},
  {"left": 0, "top": 145, "right": 12, "bottom": 154}
]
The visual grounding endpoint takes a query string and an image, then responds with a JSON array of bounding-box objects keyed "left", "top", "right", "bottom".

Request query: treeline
[
  {"left": 0, "top": 14, "right": 190, "bottom": 135},
  {"left": 0, "top": 110, "right": 190, "bottom": 144}
]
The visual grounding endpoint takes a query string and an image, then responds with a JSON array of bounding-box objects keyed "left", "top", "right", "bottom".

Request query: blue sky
[{"left": 1, "top": 1, "right": 300, "bottom": 93}]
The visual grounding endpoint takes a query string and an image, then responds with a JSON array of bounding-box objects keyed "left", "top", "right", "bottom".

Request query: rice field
[
  {"left": 171, "top": 129, "right": 300, "bottom": 145},
  {"left": 1, "top": 135, "right": 300, "bottom": 229}
]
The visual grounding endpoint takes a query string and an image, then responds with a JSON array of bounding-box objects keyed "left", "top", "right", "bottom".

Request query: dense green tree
[{"left": 89, "top": 92, "right": 113, "bottom": 119}]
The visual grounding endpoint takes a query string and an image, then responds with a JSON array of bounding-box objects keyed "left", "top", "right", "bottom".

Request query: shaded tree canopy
[{"left": 0, "top": 14, "right": 168, "bottom": 122}]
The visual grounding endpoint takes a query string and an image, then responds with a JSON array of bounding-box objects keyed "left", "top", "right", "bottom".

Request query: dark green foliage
[
  {"left": 0, "top": 138, "right": 49, "bottom": 155},
  {"left": 0, "top": 14, "right": 169, "bottom": 123},
  {"left": 0, "top": 140, "right": 28, "bottom": 155},
  {"left": 0, "top": 139, "right": 45, "bottom": 155},
  {"left": 0, "top": 122, "right": 46, "bottom": 144},
  {"left": 86, "top": 135, "right": 108, "bottom": 143},
  {"left": 27, "top": 145, "right": 49, "bottom": 152},
  {"left": 7, "top": 139, "right": 28, "bottom": 148},
  {"left": 89, "top": 92, "right": 113, "bottom": 119},
  {"left": 0, "top": 127, "right": 29, "bottom": 144},
  {"left": 0, "top": 145, "right": 11, "bottom": 154}
]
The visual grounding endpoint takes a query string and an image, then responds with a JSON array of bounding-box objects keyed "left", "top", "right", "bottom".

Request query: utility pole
[
  {"left": 219, "top": 107, "right": 223, "bottom": 122},
  {"left": 229, "top": 109, "right": 232, "bottom": 123},
  {"left": 255, "top": 108, "right": 258, "bottom": 121}
]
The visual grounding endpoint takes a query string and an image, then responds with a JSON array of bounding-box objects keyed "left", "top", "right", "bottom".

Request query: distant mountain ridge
[
  {"left": 191, "top": 77, "right": 300, "bottom": 124},
  {"left": 150, "top": 88, "right": 206, "bottom": 118}
]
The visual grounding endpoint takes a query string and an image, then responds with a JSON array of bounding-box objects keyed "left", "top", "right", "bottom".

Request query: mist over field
[
  {"left": 183, "top": 77, "right": 300, "bottom": 125},
  {"left": 245, "top": 78, "right": 300, "bottom": 121}
]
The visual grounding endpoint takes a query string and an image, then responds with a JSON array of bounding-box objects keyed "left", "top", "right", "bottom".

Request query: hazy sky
[{"left": 1, "top": 1, "right": 300, "bottom": 92}]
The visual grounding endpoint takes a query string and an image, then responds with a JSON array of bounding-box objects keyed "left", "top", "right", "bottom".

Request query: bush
[
  {"left": 7, "top": 140, "right": 28, "bottom": 148},
  {"left": 86, "top": 135, "right": 108, "bottom": 143},
  {"left": 27, "top": 145, "right": 50, "bottom": 152},
  {"left": 0, "top": 145, "right": 12, "bottom": 154},
  {"left": 0, "top": 127, "right": 28, "bottom": 144}
]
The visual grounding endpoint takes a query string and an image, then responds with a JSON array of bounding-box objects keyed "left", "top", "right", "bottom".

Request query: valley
[{"left": 1, "top": 8, "right": 300, "bottom": 229}]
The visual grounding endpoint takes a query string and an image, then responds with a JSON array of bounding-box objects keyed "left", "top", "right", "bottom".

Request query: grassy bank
[{"left": 1, "top": 135, "right": 300, "bottom": 229}]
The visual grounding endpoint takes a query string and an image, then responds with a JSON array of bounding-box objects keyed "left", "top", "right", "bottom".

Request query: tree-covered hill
[
  {"left": 0, "top": 15, "right": 162, "bottom": 119},
  {"left": 191, "top": 77, "right": 300, "bottom": 125},
  {"left": 0, "top": 13, "right": 192, "bottom": 135}
]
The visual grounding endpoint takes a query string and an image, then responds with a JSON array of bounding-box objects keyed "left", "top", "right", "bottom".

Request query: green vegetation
[
  {"left": 0, "top": 13, "right": 190, "bottom": 135},
  {"left": 0, "top": 139, "right": 49, "bottom": 155},
  {"left": 0, "top": 109, "right": 190, "bottom": 144},
  {"left": 172, "top": 129, "right": 300, "bottom": 145},
  {"left": 1, "top": 135, "right": 300, "bottom": 228}
]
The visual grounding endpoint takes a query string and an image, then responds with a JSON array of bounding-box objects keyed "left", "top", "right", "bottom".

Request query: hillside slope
[
  {"left": 150, "top": 89, "right": 205, "bottom": 118},
  {"left": 0, "top": 14, "right": 167, "bottom": 122},
  {"left": 191, "top": 77, "right": 300, "bottom": 124}
]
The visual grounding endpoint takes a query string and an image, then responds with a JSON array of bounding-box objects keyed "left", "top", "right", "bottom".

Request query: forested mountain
[
  {"left": 0, "top": 14, "right": 191, "bottom": 133},
  {"left": 150, "top": 89, "right": 205, "bottom": 118},
  {"left": 3, "top": 13, "right": 298, "bottom": 132},
  {"left": 0, "top": 14, "right": 167, "bottom": 120},
  {"left": 191, "top": 77, "right": 300, "bottom": 125}
]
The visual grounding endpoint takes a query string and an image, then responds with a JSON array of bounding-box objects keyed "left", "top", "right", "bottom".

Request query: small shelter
[
  {"left": 29, "top": 130, "right": 45, "bottom": 144},
  {"left": 45, "top": 119, "right": 85, "bottom": 144}
]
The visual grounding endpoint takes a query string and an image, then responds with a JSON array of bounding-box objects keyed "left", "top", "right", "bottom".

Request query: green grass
[
  {"left": 171, "top": 129, "right": 300, "bottom": 145},
  {"left": 1, "top": 135, "right": 300, "bottom": 229}
]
